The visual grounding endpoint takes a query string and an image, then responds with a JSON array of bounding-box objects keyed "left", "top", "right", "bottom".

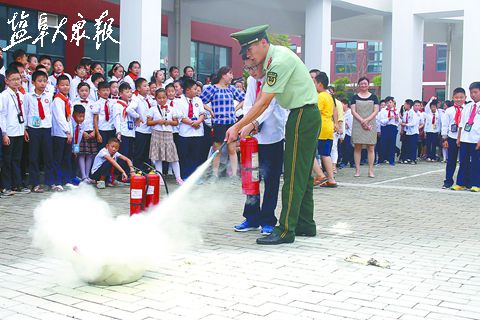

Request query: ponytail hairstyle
[
  {"left": 151, "top": 69, "right": 164, "bottom": 83},
  {"left": 108, "top": 63, "right": 124, "bottom": 79}
]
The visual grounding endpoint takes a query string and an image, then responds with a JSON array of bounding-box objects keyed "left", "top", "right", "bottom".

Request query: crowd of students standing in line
[
  {"left": 308, "top": 71, "right": 480, "bottom": 192},
  {"left": 0, "top": 46, "right": 478, "bottom": 198},
  {"left": 0, "top": 47, "right": 249, "bottom": 196}
]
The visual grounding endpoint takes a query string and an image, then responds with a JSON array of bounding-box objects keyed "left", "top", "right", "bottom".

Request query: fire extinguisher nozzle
[{"left": 211, "top": 141, "right": 229, "bottom": 159}]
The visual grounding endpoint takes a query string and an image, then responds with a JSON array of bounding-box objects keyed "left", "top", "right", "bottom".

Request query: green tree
[
  {"left": 267, "top": 33, "right": 291, "bottom": 47},
  {"left": 332, "top": 77, "right": 350, "bottom": 100},
  {"left": 372, "top": 75, "right": 382, "bottom": 87}
]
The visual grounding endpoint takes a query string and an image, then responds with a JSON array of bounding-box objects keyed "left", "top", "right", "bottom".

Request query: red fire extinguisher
[
  {"left": 145, "top": 171, "right": 160, "bottom": 209},
  {"left": 130, "top": 173, "right": 146, "bottom": 215},
  {"left": 240, "top": 136, "right": 260, "bottom": 195}
]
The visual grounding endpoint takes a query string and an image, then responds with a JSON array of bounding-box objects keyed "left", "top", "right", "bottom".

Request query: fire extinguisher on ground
[
  {"left": 130, "top": 173, "right": 146, "bottom": 215},
  {"left": 240, "top": 136, "right": 260, "bottom": 196},
  {"left": 145, "top": 171, "right": 160, "bottom": 209}
]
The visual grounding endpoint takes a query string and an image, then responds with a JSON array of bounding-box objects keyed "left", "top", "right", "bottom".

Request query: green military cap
[{"left": 230, "top": 25, "right": 269, "bottom": 57}]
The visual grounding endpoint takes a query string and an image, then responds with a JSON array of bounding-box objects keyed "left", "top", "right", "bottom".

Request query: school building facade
[{"left": 0, "top": 0, "right": 473, "bottom": 102}]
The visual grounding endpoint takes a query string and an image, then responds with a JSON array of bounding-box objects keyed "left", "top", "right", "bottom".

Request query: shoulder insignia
[
  {"left": 266, "top": 57, "right": 272, "bottom": 69},
  {"left": 266, "top": 71, "right": 277, "bottom": 86}
]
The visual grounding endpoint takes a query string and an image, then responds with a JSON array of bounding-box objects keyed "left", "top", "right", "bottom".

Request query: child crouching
[{"left": 90, "top": 137, "right": 134, "bottom": 188}]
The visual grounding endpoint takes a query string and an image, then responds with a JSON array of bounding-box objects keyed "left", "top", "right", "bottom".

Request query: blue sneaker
[
  {"left": 70, "top": 177, "right": 82, "bottom": 186},
  {"left": 260, "top": 225, "right": 274, "bottom": 235},
  {"left": 234, "top": 220, "right": 260, "bottom": 232}
]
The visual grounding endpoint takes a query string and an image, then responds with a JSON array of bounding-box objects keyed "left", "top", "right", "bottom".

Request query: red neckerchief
[
  {"left": 53, "top": 72, "right": 64, "bottom": 79},
  {"left": 453, "top": 104, "right": 462, "bottom": 126},
  {"left": 74, "top": 121, "right": 80, "bottom": 144},
  {"left": 144, "top": 96, "right": 152, "bottom": 108},
  {"left": 19, "top": 86, "right": 26, "bottom": 95},
  {"left": 117, "top": 99, "right": 129, "bottom": 118},
  {"left": 54, "top": 92, "right": 71, "bottom": 119},
  {"left": 388, "top": 108, "right": 397, "bottom": 118},
  {"left": 128, "top": 72, "right": 138, "bottom": 81}
]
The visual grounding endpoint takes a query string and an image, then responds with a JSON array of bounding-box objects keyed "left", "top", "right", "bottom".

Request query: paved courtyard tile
[{"left": 0, "top": 161, "right": 479, "bottom": 320}]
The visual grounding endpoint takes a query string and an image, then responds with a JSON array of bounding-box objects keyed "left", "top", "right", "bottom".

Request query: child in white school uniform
[
  {"left": 124, "top": 61, "right": 141, "bottom": 90},
  {"left": 341, "top": 100, "right": 354, "bottom": 168},
  {"left": 113, "top": 82, "right": 136, "bottom": 179},
  {"left": 378, "top": 96, "right": 400, "bottom": 165},
  {"left": 48, "top": 59, "right": 72, "bottom": 90},
  {"left": 400, "top": 99, "right": 419, "bottom": 164},
  {"left": 73, "top": 82, "right": 98, "bottom": 182},
  {"left": 424, "top": 97, "right": 442, "bottom": 161},
  {"left": 69, "top": 64, "right": 88, "bottom": 101},
  {"left": 109, "top": 81, "right": 120, "bottom": 100},
  {"left": 50, "top": 74, "right": 73, "bottom": 191},
  {"left": 0, "top": 67, "right": 29, "bottom": 195},
  {"left": 176, "top": 79, "right": 206, "bottom": 180},
  {"left": 90, "top": 137, "right": 134, "bottom": 189},
  {"left": 108, "top": 63, "right": 125, "bottom": 84},
  {"left": 127, "top": 77, "right": 152, "bottom": 172},
  {"left": 147, "top": 88, "right": 183, "bottom": 185},
  {"left": 69, "top": 105, "right": 86, "bottom": 185},
  {"left": 452, "top": 82, "right": 480, "bottom": 192},
  {"left": 88, "top": 73, "right": 105, "bottom": 102},
  {"left": 165, "top": 83, "right": 180, "bottom": 144},
  {"left": 24, "top": 71, "right": 54, "bottom": 193},
  {"left": 93, "top": 81, "right": 115, "bottom": 151},
  {"left": 441, "top": 88, "right": 466, "bottom": 189}
]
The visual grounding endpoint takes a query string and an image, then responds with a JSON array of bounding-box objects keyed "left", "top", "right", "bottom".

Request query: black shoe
[
  {"left": 256, "top": 233, "right": 294, "bottom": 245},
  {"left": 295, "top": 230, "right": 316, "bottom": 237}
]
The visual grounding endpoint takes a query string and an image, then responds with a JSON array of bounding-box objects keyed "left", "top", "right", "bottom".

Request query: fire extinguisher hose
[{"left": 143, "top": 162, "right": 169, "bottom": 195}]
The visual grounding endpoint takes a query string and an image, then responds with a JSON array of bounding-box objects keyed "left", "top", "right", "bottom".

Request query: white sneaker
[
  {"left": 96, "top": 181, "right": 106, "bottom": 189},
  {"left": 2, "top": 189, "right": 15, "bottom": 196},
  {"left": 65, "top": 183, "right": 78, "bottom": 189},
  {"left": 51, "top": 185, "right": 64, "bottom": 192},
  {"left": 16, "top": 187, "right": 31, "bottom": 194}
]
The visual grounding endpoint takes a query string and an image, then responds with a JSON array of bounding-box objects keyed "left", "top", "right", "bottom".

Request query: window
[
  {"left": 0, "top": 5, "right": 66, "bottom": 67},
  {"left": 436, "top": 45, "right": 447, "bottom": 72},
  {"left": 435, "top": 88, "right": 446, "bottom": 102},
  {"left": 191, "top": 41, "right": 231, "bottom": 83},
  {"left": 84, "top": 21, "right": 119, "bottom": 75},
  {"left": 367, "top": 41, "right": 382, "bottom": 73},
  {"left": 160, "top": 35, "right": 168, "bottom": 69},
  {"left": 335, "top": 41, "right": 357, "bottom": 74}
]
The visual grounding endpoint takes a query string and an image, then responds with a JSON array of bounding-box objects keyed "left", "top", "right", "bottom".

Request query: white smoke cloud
[{"left": 31, "top": 157, "right": 226, "bottom": 286}]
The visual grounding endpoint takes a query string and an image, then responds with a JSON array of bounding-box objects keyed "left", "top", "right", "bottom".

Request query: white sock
[
  {"left": 86, "top": 155, "right": 94, "bottom": 178},
  {"left": 171, "top": 161, "right": 181, "bottom": 180},
  {"left": 77, "top": 155, "right": 87, "bottom": 180}
]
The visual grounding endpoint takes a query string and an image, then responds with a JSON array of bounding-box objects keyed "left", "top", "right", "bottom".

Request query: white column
[
  {"left": 462, "top": 2, "right": 479, "bottom": 91},
  {"left": 388, "top": 3, "right": 424, "bottom": 104},
  {"left": 120, "top": 0, "right": 162, "bottom": 78},
  {"left": 305, "top": 0, "right": 331, "bottom": 76},
  {"left": 167, "top": 12, "right": 177, "bottom": 68},
  {"left": 381, "top": 15, "right": 392, "bottom": 96},
  {"left": 448, "top": 23, "right": 463, "bottom": 97},
  {"left": 176, "top": 0, "right": 191, "bottom": 70}
]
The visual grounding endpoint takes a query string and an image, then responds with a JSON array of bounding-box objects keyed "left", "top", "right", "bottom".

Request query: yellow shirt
[
  {"left": 334, "top": 98, "right": 344, "bottom": 123},
  {"left": 318, "top": 91, "right": 334, "bottom": 140}
]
